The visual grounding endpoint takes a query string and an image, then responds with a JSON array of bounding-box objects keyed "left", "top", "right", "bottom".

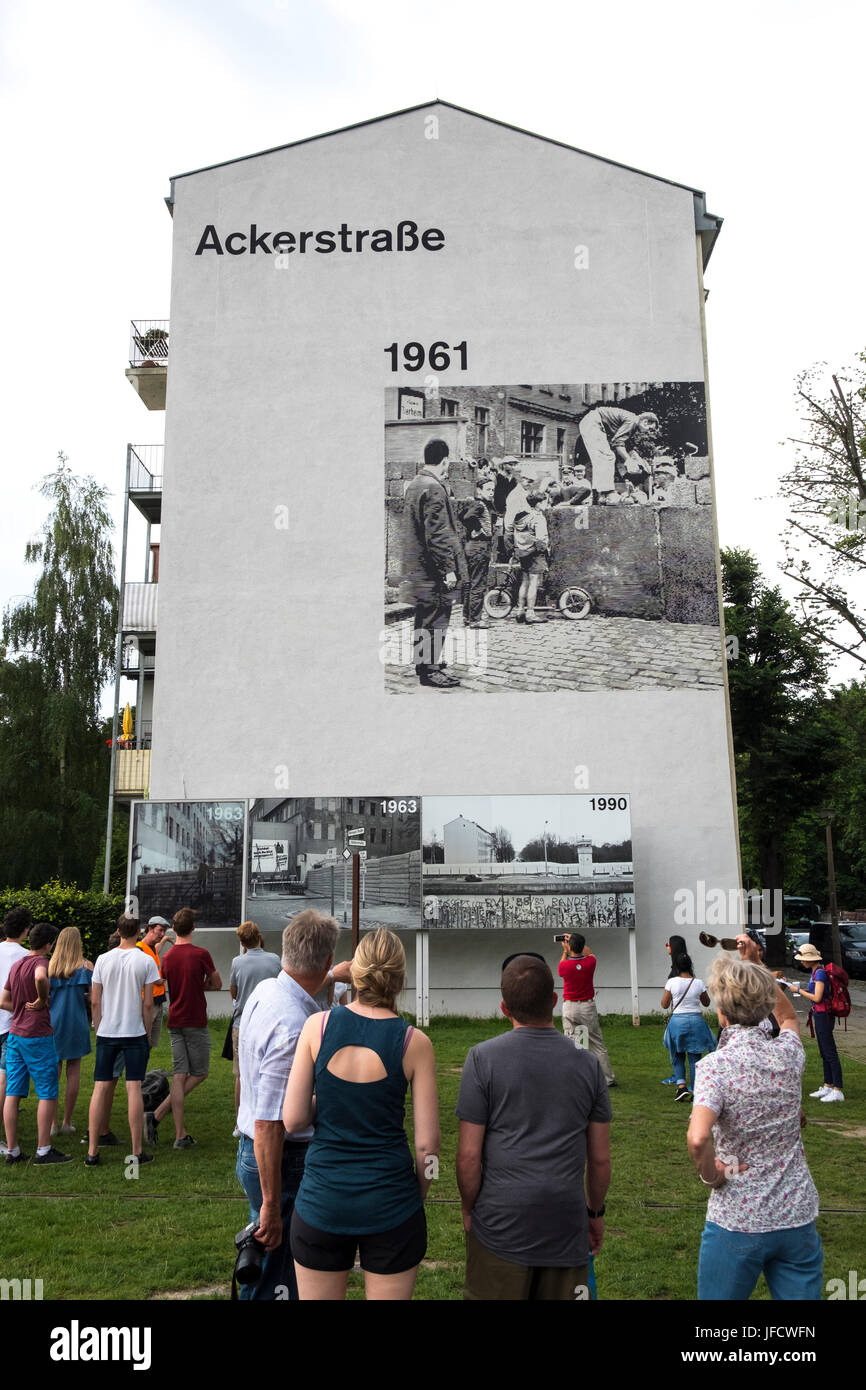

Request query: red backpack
[
  {"left": 825, "top": 963, "right": 851, "bottom": 1029},
  {"left": 808, "top": 963, "right": 851, "bottom": 1034}
]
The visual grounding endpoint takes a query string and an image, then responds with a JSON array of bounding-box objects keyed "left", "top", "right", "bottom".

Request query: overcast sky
[
  {"left": 3, "top": 0, "right": 865, "bottom": 699},
  {"left": 423, "top": 795, "right": 632, "bottom": 850}
]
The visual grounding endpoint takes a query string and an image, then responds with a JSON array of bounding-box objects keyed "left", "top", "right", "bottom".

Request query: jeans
[
  {"left": 235, "top": 1135, "right": 308, "bottom": 1301},
  {"left": 698, "top": 1220, "right": 823, "bottom": 1300},
  {"left": 813, "top": 1011, "right": 843, "bottom": 1088},
  {"left": 671, "top": 1050, "right": 702, "bottom": 1087}
]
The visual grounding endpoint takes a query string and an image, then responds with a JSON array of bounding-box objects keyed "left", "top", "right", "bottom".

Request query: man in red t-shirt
[
  {"left": 557, "top": 933, "right": 615, "bottom": 1086},
  {"left": 146, "top": 907, "right": 221, "bottom": 1149}
]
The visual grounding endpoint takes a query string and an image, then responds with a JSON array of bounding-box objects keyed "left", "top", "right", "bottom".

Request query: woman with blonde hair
[
  {"left": 687, "top": 955, "right": 822, "bottom": 1300},
  {"left": 283, "top": 928, "right": 439, "bottom": 1301},
  {"left": 48, "top": 926, "right": 93, "bottom": 1134}
]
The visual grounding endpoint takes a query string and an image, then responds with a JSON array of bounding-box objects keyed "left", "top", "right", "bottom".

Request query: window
[
  {"left": 520, "top": 421, "right": 544, "bottom": 455},
  {"left": 474, "top": 406, "right": 489, "bottom": 455},
  {"left": 557, "top": 428, "right": 566, "bottom": 465},
  {"left": 327, "top": 823, "right": 335, "bottom": 840},
  {"left": 440, "top": 398, "right": 458, "bottom": 417},
  {"left": 370, "top": 829, "right": 376, "bottom": 844}
]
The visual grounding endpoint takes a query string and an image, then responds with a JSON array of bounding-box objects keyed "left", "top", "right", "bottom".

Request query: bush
[{"left": 0, "top": 882, "right": 124, "bottom": 960}]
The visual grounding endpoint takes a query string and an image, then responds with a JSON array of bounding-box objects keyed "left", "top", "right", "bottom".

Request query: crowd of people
[
  {"left": 0, "top": 905, "right": 221, "bottom": 1165},
  {"left": 0, "top": 903, "right": 846, "bottom": 1301}
]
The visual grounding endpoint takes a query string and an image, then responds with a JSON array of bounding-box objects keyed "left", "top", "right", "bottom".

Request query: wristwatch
[{"left": 586, "top": 1204, "right": 605, "bottom": 1219}]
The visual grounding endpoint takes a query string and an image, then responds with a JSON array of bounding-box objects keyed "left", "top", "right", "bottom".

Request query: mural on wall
[
  {"left": 421, "top": 794, "right": 634, "bottom": 930},
  {"left": 247, "top": 797, "right": 422, "bottom": 933},
  {"left": 384, "top": 380, "right": 721, "bottom": 695},
  {"left": 129, "top": 801, "right": 245, "bottom": 929}
]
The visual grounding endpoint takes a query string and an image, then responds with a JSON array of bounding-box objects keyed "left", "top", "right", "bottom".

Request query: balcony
[
  {"left": 129, "top": 444, "right": 163, "bottom": 523},
  {"left": 120, "top": 645, "right": 156, "bottom": 678},
  {"left": 122, "top": 581, "right": 158, "bottom": 633},
  {"left": 125, "top": 321, "right": 168, "bottom": 411},
  {"left": 115, "top": 748, "right": 151, "bottom": 798}
]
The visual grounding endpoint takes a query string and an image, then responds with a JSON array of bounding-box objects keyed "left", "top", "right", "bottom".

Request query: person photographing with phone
[{"left": 556, "top": 933, "right": 616, "bottom": 1087}]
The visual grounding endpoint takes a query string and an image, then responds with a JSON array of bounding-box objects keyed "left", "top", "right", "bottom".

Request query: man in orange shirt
[{"left": 137, "top": 918, "right": 169, "bottom": 1050}]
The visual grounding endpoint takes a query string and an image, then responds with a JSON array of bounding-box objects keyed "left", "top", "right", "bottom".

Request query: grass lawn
[{"left": 1, "top": 1015, "right": 863, "bottom": 1300}]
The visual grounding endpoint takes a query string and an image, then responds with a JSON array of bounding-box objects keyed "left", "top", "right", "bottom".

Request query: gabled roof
[{"left": 167, "top": 99, "right": 722, "bottom": 266}]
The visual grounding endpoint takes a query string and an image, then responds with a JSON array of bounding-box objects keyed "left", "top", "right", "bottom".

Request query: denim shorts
[{"left": 94, "top": 1034, "right": 150, "bottom": 1083}]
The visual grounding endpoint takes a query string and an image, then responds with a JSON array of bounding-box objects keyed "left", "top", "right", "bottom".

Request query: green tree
[
  {"left": 779, "top": 355, "right": 866, "bottom": 667},
  {"left": 723, "top": 548, "right": 837, "bottom": 966},
  {"left": 1, "top": 454, "right": 117, "bottom": 885}
]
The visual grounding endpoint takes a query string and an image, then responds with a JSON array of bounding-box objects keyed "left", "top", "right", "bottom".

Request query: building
[
  {"left": 110, "top": 101, "right": 736, "bottom": 1012},
  {"left": 443, "top": 815, "right": 495, "bottom": 864}
]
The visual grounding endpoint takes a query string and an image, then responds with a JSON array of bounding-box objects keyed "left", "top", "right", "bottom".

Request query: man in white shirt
[
  {"left": 87, "top": 915, "right": 160, "bottom": 1167},
  {"left": 236, "top": 909, "right": 350, "bottom": 1300},
  {"left": 0, "top": 909, "right": 31, "bottom": 1153}
]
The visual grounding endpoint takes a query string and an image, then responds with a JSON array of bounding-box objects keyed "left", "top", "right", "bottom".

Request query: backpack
[
  {"left": 824, "top": 963, "right": 851, "bottom": 1029},
  {"left": 807, "top": 964, "right": 851, "bottom": 1034},
  {"left": 140, "top": 1069, "right": 170, "bottom": 1110}
]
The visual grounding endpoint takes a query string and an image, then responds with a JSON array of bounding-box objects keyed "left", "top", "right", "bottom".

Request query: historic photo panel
[
  {"left": 247, "top": 798, "right": 422, "bottom": 933},
  {"left": 421, "top": 795, "right": 635, "bottom": 931},
  {"left": 384, "top": 381, "right": 722, "bottom": 694}
]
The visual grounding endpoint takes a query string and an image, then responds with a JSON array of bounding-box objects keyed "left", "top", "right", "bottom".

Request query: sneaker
[
  {"left": 661, "top": 1075, "right": 678, "bottom": 1085},
  {"left": 84, "top": 1153, "right": 100, "bottom": 1167},
  {"left": 675, "top": 1087, "right": 692, "bottom": 1103},
  {"left": 81, "top": 1129, "right": 121, "bottom": 1147},
  {"left": 144, "top": 1112, "right": 159, "bottom": 1144},
  {"left": 820, "top": 1089, "right": 845, "bottom": 1103},
  {"left": 173, "top": 1135, "right": 197, "bottom": 1149},
  {"left": 525, "top": 611, "right": 547, "bottom": 624},
  {"left": 809, "top": 1086, "right": 830, "bottom": 1098},
  {"left": 607, "top": 1079, "right": 618, "bottom": 1088},
  {"left": 129, "top": 1152, "right": 155, "bottom": 1164},
  {"left": 32, "top": 1147, "right": 73, "bottom": 1165},
  {"left": 5, "top": 1151, "right": 29, "bottom": 1165}
]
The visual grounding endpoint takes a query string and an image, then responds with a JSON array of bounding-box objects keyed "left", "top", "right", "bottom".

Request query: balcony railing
[
  {"left": 129, "top": 444, "right": 164, "bottom": 493},
  {"left": 129, "top": 321, "right": 169, "bottom": 368},
  {"left": 121, "top": 646, "right": 156, "bottom": 677},
  {"left": 115, "top": 748, "right": 151, "bottom": 797},
  {"left": 122, "top": 582, "right": 158, "bottom": 632}
]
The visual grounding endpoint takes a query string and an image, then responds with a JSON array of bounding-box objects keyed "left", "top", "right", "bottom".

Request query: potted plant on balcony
[{"left": 136, "top": 326, "right": 168, "bottom": 366}]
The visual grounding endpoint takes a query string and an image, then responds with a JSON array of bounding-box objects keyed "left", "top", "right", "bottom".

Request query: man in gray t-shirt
[{"left": 456, "top": 955, "right": 611, "bottom": 1300}]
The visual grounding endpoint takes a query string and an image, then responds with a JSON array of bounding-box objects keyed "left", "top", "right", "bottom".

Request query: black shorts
[{"left": 290, "top": 1207, "right": 427, "bottom": 1275}]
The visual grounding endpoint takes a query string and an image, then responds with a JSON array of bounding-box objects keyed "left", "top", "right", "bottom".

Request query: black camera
[
  {"left": 234, "top": 1220, "right": 265, "bottom": 1286},
  {"left": 554, "top": 934, "right": 570, "bottom": 943}
]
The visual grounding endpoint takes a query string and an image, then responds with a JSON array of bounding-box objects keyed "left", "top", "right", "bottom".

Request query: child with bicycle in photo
[{"left": 510, "top": 491, "right": 550, "bottom": 624}]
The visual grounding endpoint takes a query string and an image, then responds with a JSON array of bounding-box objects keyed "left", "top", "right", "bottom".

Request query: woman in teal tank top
[{"left": 283, "top": 929, "right": 440, "bottom": 1300}]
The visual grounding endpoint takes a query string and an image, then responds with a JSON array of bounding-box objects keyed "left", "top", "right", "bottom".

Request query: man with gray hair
[{"left": 235, "top": 908, "right": 351, "bottom": 1300}]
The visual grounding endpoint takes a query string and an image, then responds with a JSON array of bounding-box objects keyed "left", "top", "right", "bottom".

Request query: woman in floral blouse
[{"left": 687, "top": 955, "right": 822, "bottom": 1300}]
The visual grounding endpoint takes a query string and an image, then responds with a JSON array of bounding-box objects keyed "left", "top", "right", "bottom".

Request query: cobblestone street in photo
[{"left": 384, "top": 613, "right": 724, "bottom": 693}]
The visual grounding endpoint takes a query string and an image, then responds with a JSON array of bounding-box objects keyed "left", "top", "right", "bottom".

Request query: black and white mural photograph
[
  {"left": 383, "top": 381, "right": 722, "bottom": 694},
  {"left": 421, "top": 794, "right": 635, "bottom": 931},
  {"left": 129, "top": 801, "right": 245, "bottom": 929},
  {"left": 247, "top": 797, "right": 422, "bottom": 932}
]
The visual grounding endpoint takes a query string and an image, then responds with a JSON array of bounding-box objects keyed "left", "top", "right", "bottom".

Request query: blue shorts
[
  {"left": 4, "top": 1034, "right": 60, "bottom": 1099},
  {"left": 94, "top": 1035, "right": 150, "bottom": 1083}
]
